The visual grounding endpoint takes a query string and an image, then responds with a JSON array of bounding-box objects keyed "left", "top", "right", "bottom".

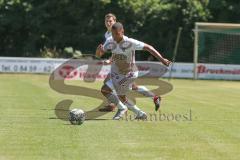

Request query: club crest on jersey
[
  {"left": 119, "top": 41, "right": 132, "bottom": 51},
  {"left": 104, "top": 42, "right": 117, "bottom": 52}
]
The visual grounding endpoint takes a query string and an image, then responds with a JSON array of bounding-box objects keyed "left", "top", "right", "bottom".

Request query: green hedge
[{"left": 0, "top": 0, "right": 239, "bottom": 62}]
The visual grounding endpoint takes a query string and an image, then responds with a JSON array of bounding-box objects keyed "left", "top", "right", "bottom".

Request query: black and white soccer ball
[{"left": 69, "top": 109, "right": 85, "bottom": 125}]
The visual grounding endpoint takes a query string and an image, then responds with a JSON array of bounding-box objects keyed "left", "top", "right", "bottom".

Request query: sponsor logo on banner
[
  {"left": 53, "top": 60, "right": 168, "bottom": 80},
  {"left": 197, "top": 64, "right": 240, "bottom": 80},
  {"left": 198, "top": 64, "right": 240, "bottom": 75}
]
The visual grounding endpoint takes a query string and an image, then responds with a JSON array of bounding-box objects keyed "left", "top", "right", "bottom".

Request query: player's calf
[
  {"left": 99, "top": 84, "right": 116, "bottom": 112},
  {"left": 131, "top": 84, "right": 161, "bottom": 111}
]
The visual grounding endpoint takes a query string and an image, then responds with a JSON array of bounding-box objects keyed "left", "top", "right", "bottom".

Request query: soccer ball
[{"left": 69, "top": 109, "right": 85, "bottom": 125}]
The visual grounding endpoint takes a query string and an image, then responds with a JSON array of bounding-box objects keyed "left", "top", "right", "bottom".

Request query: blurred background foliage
[{"left": 0, "top": 0, "right": 239, "bottom": 61}]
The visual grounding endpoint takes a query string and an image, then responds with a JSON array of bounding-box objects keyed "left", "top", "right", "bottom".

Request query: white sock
[
  {"left": 136, "top": 86, "right": 155, "bottom": 99},
  {"left": 124, "top": 99, "right": 141, "bottom": 115},
  {"left": 117, "top": 100, "right": 127, "bottom": 110},
  {"left": 106, "top": 93, "right": 127, "bottom": 110}
]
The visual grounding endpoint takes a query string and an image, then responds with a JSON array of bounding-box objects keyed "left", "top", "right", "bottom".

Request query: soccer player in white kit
[
  {"left": 96, "top": 22, "right": 171, "bottom": 120},
  {"left": 98, "top": 13, "right": 163, "bottom": 113}
]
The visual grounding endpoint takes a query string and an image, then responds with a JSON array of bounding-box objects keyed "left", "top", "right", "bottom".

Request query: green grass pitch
[{"left": 0, "top": 74, "right": 239, "bottom": 160}]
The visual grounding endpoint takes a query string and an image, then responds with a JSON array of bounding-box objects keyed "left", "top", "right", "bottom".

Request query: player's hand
[
  {"left": 161, "top": 58, "right": 172, "bottom": 66},
  {"left": 96, "top": 59, "right": 112, "bottom": 65},
  {"left": 103, "top": 59, "right": 112, "bottom": 65},
  {"left": 96, "top": 44, "right": 105, "bottom": 58}
]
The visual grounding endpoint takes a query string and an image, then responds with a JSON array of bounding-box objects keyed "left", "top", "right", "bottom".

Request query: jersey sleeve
[
  {"left": 103, "top": 37, "right": 117, "bottom": 52},
  {"left": 129, "top": 38, "right": 145, "bottom": 50}
]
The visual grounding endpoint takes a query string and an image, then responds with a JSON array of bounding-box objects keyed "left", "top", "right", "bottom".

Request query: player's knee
[
  {"left": 101, "top": 85, "right": 111, "bottom": 95},
  {"left": 101, "top": 86, "right": 107, "bottom": 95},
  {"left": 131, "top": 84, "right": 138, "bottom": 90},
  {"left": 118, "top": 95, "right": 127, "bottom": 103}
]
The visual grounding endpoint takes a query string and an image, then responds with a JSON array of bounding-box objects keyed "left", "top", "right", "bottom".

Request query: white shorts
[{"left": 106, "top": 71, "right": 138, "bottom": 95}]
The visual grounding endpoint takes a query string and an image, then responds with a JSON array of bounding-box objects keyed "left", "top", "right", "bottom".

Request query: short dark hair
[{"left": 111, "top": 22, "right": 124, "bottom": 30}]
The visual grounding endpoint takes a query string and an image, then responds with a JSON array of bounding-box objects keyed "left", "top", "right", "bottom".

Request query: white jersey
[
  {"left": 103, "top": 35, "right": 145, "bottom": 74},
  {"left": 104, "top": 31, "right": 112, "bottom": 40}
]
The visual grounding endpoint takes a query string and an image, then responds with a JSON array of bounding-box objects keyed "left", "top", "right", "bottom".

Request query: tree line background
[{"left": 0, "top": 0, "right": 240, "bottom": 62}]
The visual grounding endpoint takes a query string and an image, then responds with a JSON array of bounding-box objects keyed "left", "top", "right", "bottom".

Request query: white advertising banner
[
  {"left": 0, "top": 57, "right": 240, "bottom": 80},
  {"left": 0, "top": 57, "right": 66, "bottom": 73},
  {"left": 163, "top": 63, "right": 240, "bottom": 80},
  {"left": 163, "top": 63, "right": 194, "bottom": 78}
]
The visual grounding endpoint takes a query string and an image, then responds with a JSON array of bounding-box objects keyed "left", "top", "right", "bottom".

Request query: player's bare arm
[
  {"left": 95, "top": 44, "right": 105, "bottom": 58},
  {"left": 95, "top": 45, "right": 112, "bottom": 65},
  {"left": 143, "top": 44, "right": 171, "bottom": 66}
]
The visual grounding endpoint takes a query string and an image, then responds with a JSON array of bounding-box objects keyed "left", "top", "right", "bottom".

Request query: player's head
[
  {"left": 111, "top": 22, "right": 124, "bottom": 42},
  {"left": 105, "top": 13, "right": 117, "bottom": 31}
]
